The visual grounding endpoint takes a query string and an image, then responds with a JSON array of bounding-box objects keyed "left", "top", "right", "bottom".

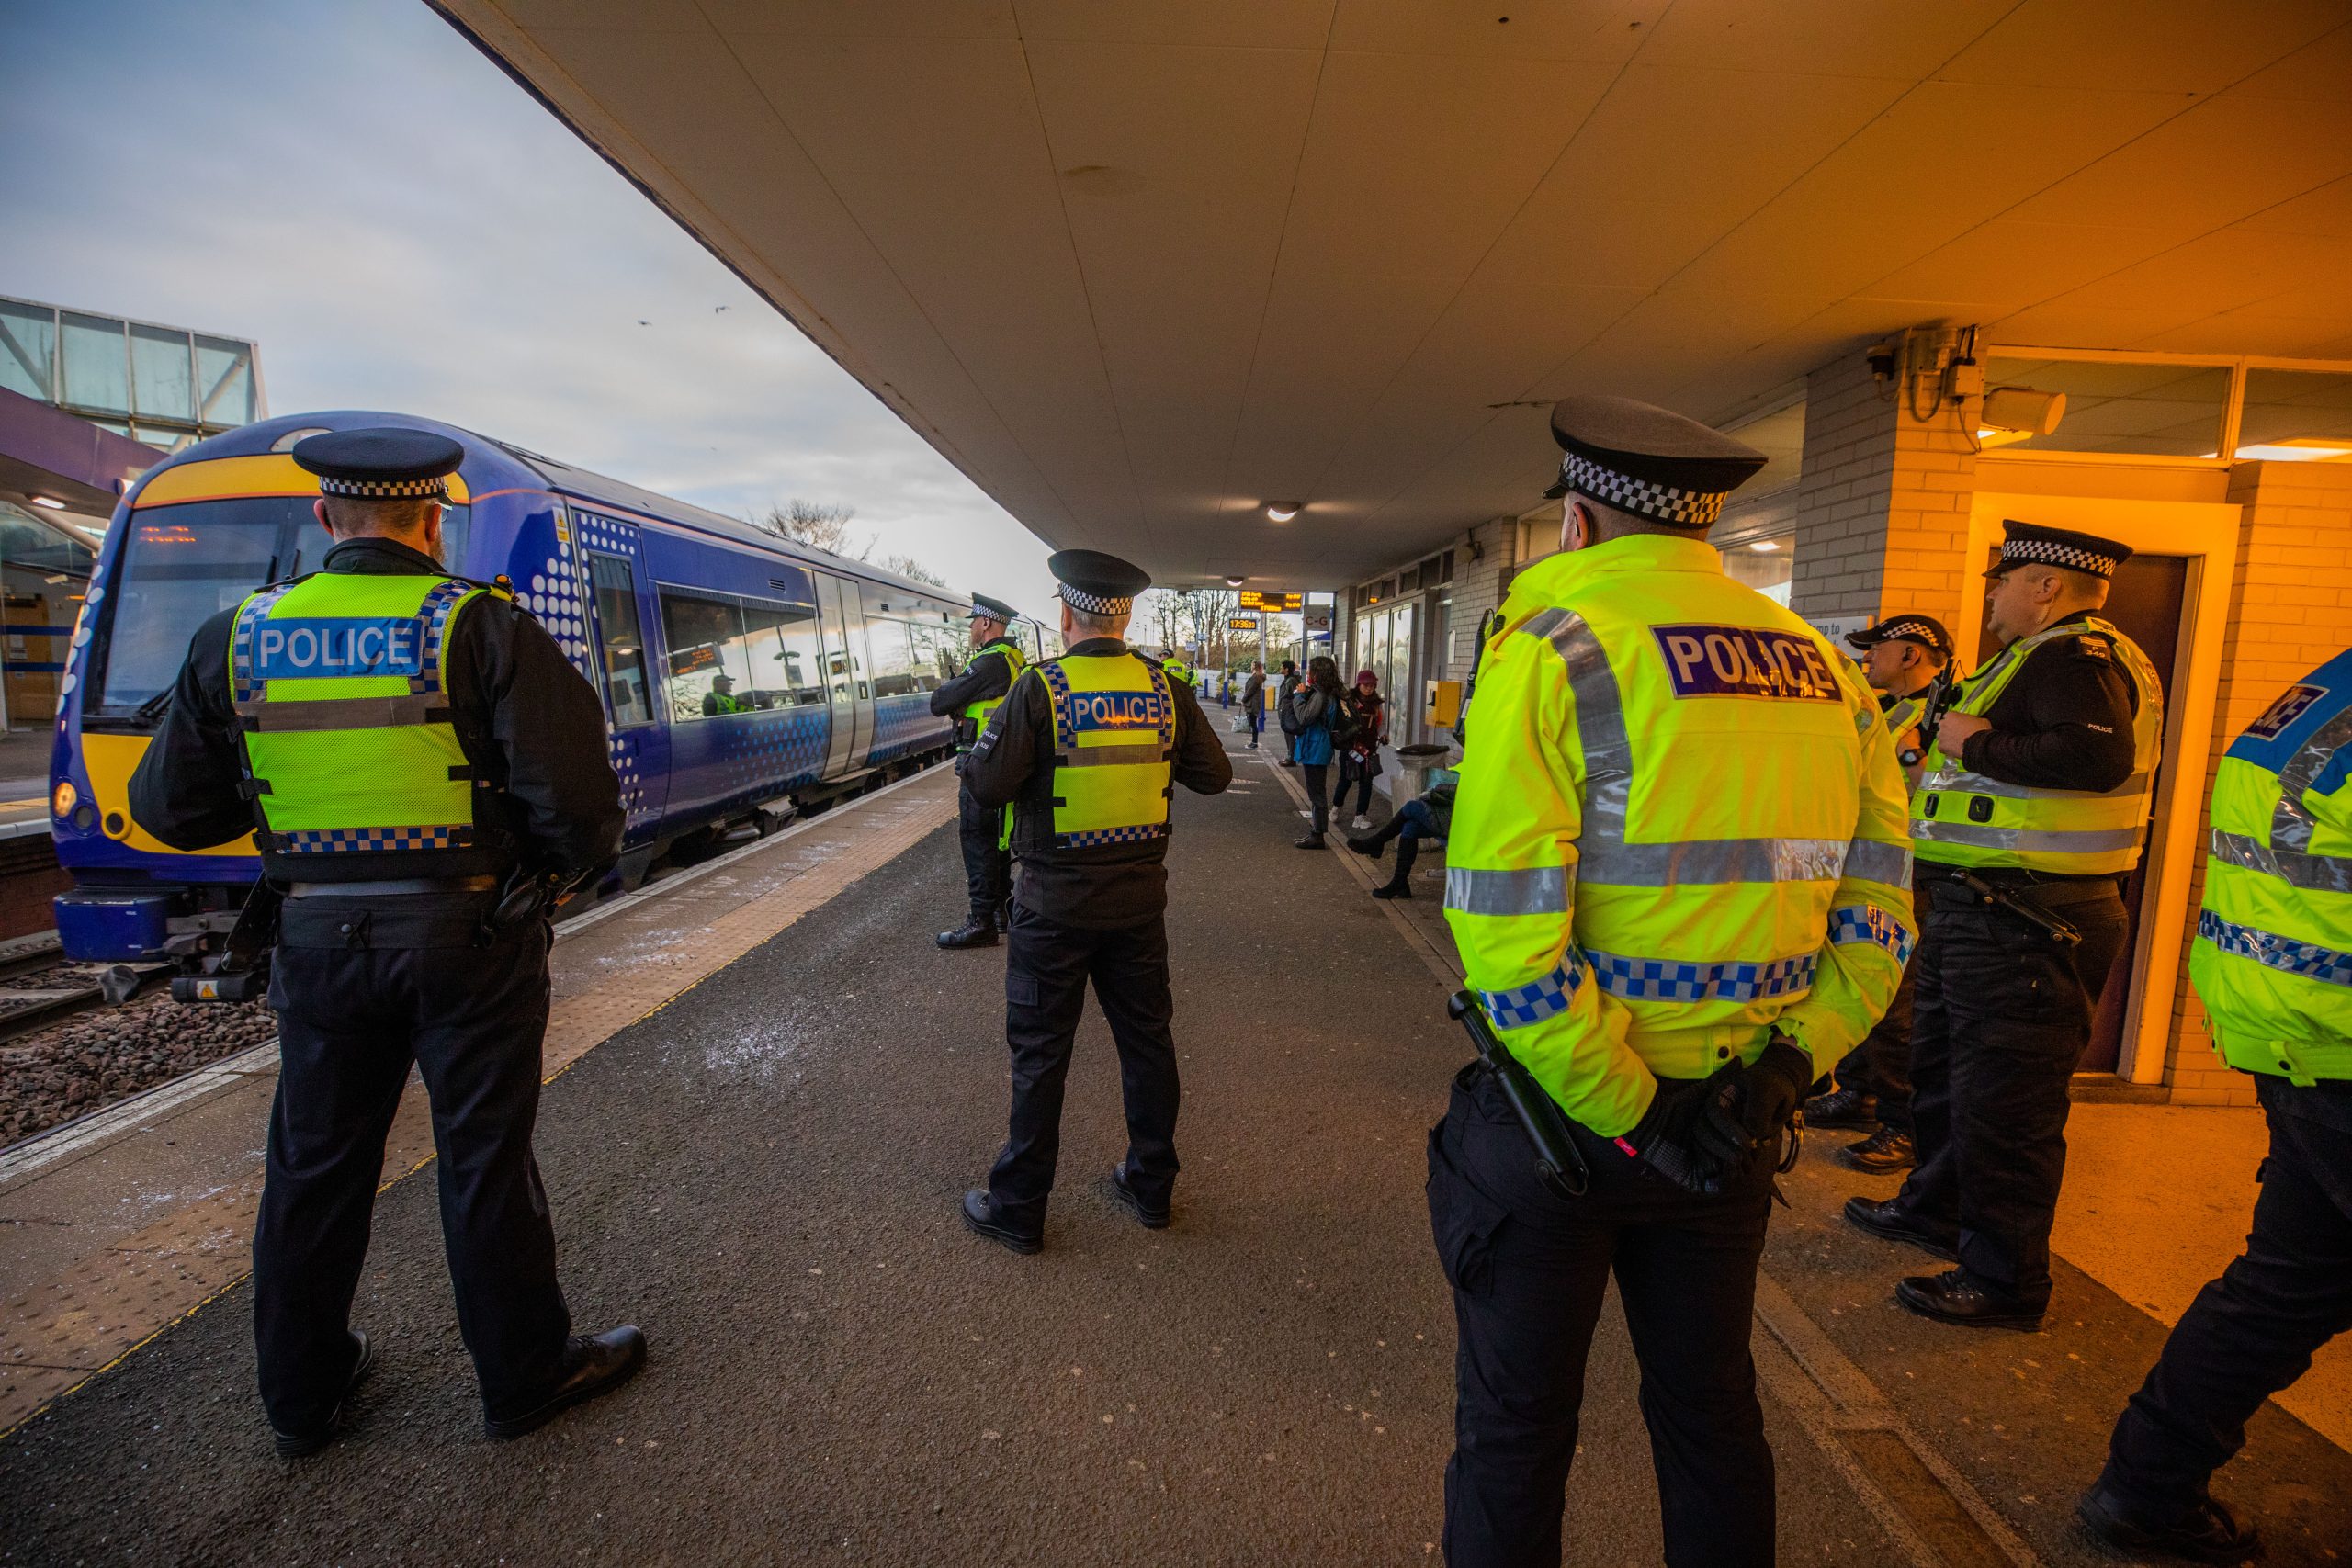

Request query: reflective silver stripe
[
  {"left": 1923, "top": 767, "right": 2152, "bottom": 801},
  {"left": 2209, "top": 829, "right": 2352, "bottom": 896},
  {"left": 236, "top": 694, "right": 447, "bottom": 732},
  {"left": 1579, "top": 836, "right": 1846, "bottom": 886},
  {"left": 1054, "top": 742, "right": 1168, "bottom": 769},
  {"left": 1445, "top": 864, "right": 1573, "bottom": 916},
  {"left": 1911, "top": 820, "right": 2143, "bottom": 853},
  {"left": 2273, "top": 706, "right": 2352, "bottom": 852},
  {"left": 1844, "top": 838, "right": 1913, "bottom": 886},
  {"left": 1517, "top": 608, "right": 1632, "bottom": 837}
]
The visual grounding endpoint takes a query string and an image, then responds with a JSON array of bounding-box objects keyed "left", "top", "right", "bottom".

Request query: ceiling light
[
  {"left": 2233, "top": 439, "right": 2352, "bottom": 463},
  {"left": 1224, "top": 575, "right": 1245, "bottom": 587},
  {"left": 1747, "top": 539, "right": 1781, "bottom": 552},
  {"left": 27, "top": 494, "right": 64, "bottom": 509},
  {"left": 1264, "top": 502, "right": 1299, "bottom": 523}
]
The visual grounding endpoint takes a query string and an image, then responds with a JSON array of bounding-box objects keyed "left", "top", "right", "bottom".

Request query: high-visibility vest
[
  {"left": 228, "top": 571, "right": 499, "bottom": 875},
  {"left": 1883, "top": 690, "right": 1928, "bottom": 741},
  {"left": 1442, "top": 534, "right": 1916, "bottom": 1137},
  {"left": 1160, "top": 656, "right": 1198, "bottom": 690},
  {"left": 2188, "top": 651, "right": 2352, "bottom": 1085},
  {"left": 1911, "top": 616, "right": 2163, "bottom": 875},
  {"left": 959, "top": 639, "right": 1027, "bottom": 750},
  {"left": 1026, "top": 650, "right": 1176, "bottom": 851}
]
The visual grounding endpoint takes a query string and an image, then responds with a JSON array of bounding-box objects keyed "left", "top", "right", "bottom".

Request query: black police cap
[
  {"left": 1846, "top": 614, "right": 1954, "bottom": 660},
  {"left": 1047, "top": 549, "right": 1150, "bottom": 616},
  {"left": 1548, "top": 395, "right": 1768, "bottom": 526},
  {"left": 1986, "top": 521, "right": 2132, "bottom": 580},
  {"left": 289, "top": 427, "right": 464, "bottom": 501},
  {"left": 967, "top": 592, "right": 1018, "bottom": 624}
]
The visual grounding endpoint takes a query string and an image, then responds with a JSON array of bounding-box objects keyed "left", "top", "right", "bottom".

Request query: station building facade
[{"left": 1338, "top": 331, "right": 2352, "bottom": 1105}]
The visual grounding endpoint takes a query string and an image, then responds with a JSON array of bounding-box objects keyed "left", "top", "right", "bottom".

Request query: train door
[
  {"left": 571, "top": 512, "right": 669, "bottom": 840},
  {"left": 815, "top": 572, "right": 872, "bottom": 774}
]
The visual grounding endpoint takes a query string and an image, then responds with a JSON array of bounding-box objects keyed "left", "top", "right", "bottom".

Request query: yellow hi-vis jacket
[
  {"left": 2188, "top": 652, "right": 2352, "bottom": 1085},
  {"left": 1442, "top": 535, "right": 1916, "bottom": 1138},
  {"left": 1910, "top": 616, "right": 2163, "bottom": 875}
]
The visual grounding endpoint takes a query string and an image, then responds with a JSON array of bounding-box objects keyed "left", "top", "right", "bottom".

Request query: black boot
[
  {"left": 1345, "top": 833, "right": 1385, "bottom": 859},
  {"left": 1294, "top": 832, "right": 1325, "bottom": 849},
  {"left": 1371, "top": 877, "right": 1411, "bottom": 899},
  {"left": 2077, "top": 1481, "right": 2258, "bottom": 1563},
  {"left": 960, "top": 1189, "right": 1043, "bottom": 1254},
  {"left": 936, "top": 919, "right": 999, "bottom": 950},
  {"left": 1838, "top": 1127, "right": 1915, "bottom": 1174},
  {"left": 1804, "top": 1085, "right": 1878, "bottom": 1128},
  {"left": 1894, "top": 1269, "right": 2045, "bottom": 1331},
  {"left": 270, "top": 1329, "right": 376, "bottom": 1459}
]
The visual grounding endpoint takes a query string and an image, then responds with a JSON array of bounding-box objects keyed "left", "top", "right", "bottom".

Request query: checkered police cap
[
  {"left": 1057, "top": 581, "right": 1135, "bottom": 616},
  {"left": 317, "top": 473, "right": 453, "bottom": 501},
  {"left": 1046, "top": 547, "right": 1150, "bottom": 618},
  {"left": 290, "top": 427, "right": 464, "bottom": 505},
  {"left": 1988, "top": 522, "right": 2132, "bottom": 581},
  {"left": 1548, "top": 395, "right": 1766, "bottom": 525}
]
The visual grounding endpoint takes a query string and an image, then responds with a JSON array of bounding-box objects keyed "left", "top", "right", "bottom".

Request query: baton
[{"left": 1449, "top": 990, "right": 1589, "bottom": 1200}]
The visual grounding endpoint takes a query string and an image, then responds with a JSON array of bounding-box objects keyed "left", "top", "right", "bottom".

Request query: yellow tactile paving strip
[{"left": 0, "top": 769, "right": 956, "bottom": 1437}]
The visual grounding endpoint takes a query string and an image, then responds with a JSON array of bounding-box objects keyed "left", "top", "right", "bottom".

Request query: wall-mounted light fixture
[
  {"left": 1264, "top": 502, "right": 1299, "bottom": 523},
  {"left": 1747, "top": 539, "right": 1781, "bottom": 552},
  {"left": 1978, "top": 386, "right": 2066, "bottom": 439},
  {"left": 27, "top": 494, "right": 64, "bottom": 510}
]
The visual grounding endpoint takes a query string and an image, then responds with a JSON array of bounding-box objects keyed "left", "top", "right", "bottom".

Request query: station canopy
[{"left": 443, "top": 2, "right": 2352, "bottom": 587}]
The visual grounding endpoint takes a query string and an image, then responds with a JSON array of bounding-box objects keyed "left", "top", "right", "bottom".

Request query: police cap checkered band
[
  {"left": 1057, "top": 582, "right": 1134, "bottom": 616},
  {"left": 1988, "top": 522, "right": 2132, "bottom": 581},
  {"left": 1848, "top": 614, "right": 1953, "bottom": 658},
  {"left": 317, "top": 474, "right": 452, "bottom": 500},
  {"left": 289, "top": 427, "right": 464, "bottom": 502},
  {"left": 1558, "top": 452, "right": 1727, "bottom": 527}
]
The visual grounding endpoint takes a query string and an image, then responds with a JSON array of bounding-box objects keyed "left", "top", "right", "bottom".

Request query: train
[{"left": 47, "top": 410, "right": 1046, "bottom": 964}]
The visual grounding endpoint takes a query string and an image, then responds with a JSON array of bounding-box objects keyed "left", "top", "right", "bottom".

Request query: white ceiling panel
[{"left": 439, "top": 2, "right": 2352, "bottom": 585}]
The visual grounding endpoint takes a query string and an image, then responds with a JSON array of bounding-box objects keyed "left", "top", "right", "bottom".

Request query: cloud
[{"left": 0, "top": 0, "right": 1060, "bottom": 621}]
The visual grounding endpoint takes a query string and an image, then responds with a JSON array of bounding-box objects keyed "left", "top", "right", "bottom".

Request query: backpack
[
  {"left": 1278, "top": 679, "right": 1304, "bottom": 735},
  {"left": 1327, "top": 692, "right": 1365, "bottom": 750}
]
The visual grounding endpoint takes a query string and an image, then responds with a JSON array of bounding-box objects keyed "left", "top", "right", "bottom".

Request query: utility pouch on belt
[{"left": 279, "top": 896, "right": 497, "bottom": 951}]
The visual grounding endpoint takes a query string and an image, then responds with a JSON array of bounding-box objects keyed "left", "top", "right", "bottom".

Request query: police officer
[
  {"left": 956, "top": 551, "right": 1231, "bottom": 1252},
  {"left": 127, "top": 429, "right": 644, "bottom": 1454},
  {"left": 1804, "top": 614, "right": 1953, "bottom": 1175},
  {"left": 1159, "top": 648, "right": 1200, "bottom": 691},
  {"left": 928, "top": 592, "right": 1026, "bottom": 949},
  {"left": 2077, "top": 649, "right": 2352, "bottom": 1562},
  {"left": 1435, "top": 397, "right": 1914, "bottom": 1566},
  {"left": 703, "top": 671, "right": 745, "bottom": 716},
  {"left": 1846, "top": 522, "right": 2164, "bottom": 1329}
]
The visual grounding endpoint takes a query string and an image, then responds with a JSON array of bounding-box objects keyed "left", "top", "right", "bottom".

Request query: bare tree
[
  {"left": 755, "top": 499, "right": 868, "bottom": 558},
  {"left": 878, "top": 553, "right": 948, "bottom": 588}
]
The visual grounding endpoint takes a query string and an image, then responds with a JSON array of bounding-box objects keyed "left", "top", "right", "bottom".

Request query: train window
[
  {"left": 733, "top": 595, "right": 825, "bottom": 709},
  {"left": 586, "top": 552, "right": 652, "bottom": 728},
  {"left": 906, "top": 621, "right": 959, "bottom": 689},
  {"left": 866, "top": 616, "right": 918, "bottom": 699},
  {"left": 658, "top": 584, "right": 752, "bottom": 721}
]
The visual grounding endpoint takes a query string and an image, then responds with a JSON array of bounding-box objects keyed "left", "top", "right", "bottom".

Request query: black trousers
[
  {"left": 1430, "top": 1066, "right": 1777, "bottom": 1568},
  {"left": 987, "top": 904, "right": 1182, "bottom": 1228},
  {"left": 254, "top": 904, "right": 569, "bottom": 1430},
  {"left": 2101, "top": 1076, "right": 2352, "bottom": 1509},
  {"left": 1301, "top": 762, "right": 1330, "bottom": 836},
  {"left": 1897, "top": 874, "right": 2127, "bottom": 1305},
  {"left": 1831, "top": 961, "right": 1916, "bottom": 1133},
  {"left": 1332, "top": 756, "right": 1375, "bottom": 818},
  {"left": 956, "top": 771, "right": 1011, "bottom": 925}
]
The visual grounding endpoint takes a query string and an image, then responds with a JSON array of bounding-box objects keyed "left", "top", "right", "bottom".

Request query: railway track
[{"left": 0, "top": 931, "right": 175, "bottom": 1046}]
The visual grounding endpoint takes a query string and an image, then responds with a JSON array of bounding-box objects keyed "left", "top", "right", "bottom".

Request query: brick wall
[
  {"left": 2164, "top": 459, "right": 2352, "bottom": 1105},
  {"left": 1790, "top": 333, "right": 1978, "bottom": 626},
  {"left": 1444, "top": 515, "right": 1518, "bottom": 682}
]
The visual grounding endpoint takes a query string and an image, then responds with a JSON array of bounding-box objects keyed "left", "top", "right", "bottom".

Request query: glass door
[{"left": 815, "top": 573, "right": 871, "bottom": 775}]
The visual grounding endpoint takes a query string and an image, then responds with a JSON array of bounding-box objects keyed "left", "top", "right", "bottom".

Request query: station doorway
[{"left": 1957, "top": 491, "right": 2242, "bottom": 1086}]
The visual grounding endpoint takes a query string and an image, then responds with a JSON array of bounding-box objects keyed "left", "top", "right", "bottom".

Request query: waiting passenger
[
  {"left": 1345, "top": 765, "right": 1453, "bottom": 899},
  {"left": 1330, "top": 669, "right": 1387, "bottom": 831},
  {"left": 1290, "top": 656, "right": 1346, "bottom": 848},
  {"left": 1241, "top": 660, "right": 1267, "bottom": 750},
  {"left": 1276, "top": 660, "right": 1302, "bottom": 766}
]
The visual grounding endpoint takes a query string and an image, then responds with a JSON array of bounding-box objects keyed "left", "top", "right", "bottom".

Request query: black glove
[
  {"left": 1690, "top": 1038, "right": 1814, "bottom": 1171},
  {"left": 1621, "top": 1077, "right": 1729, "bottom": 1193}
]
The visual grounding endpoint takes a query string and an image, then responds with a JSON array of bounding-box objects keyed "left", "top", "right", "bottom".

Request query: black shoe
[
  {"left": 1279, "top": 759, "right": 1296, "bottom": 767},
  {"left": 2077, "top": 1480, "right": 2258, "bottom": 1563},
  {"left": 1838, "top": 1128, "right": 1915, "bottom": 1175},
  {"left": 1895, "top": 1269, "right": 2044, "bottom": 1331},
  {"left": 935, "top": 921, "right": 999, "bottom": 950},
  {"left": 1107, "top": 1164, "right": 1171, "bottom": 1230},
  {"left": 1842, "top": 1195, "right": 1959, "bottom": 1260},
  {"left": 1345, "top": 834, "right": 1384, "bottom": 860},
  {"left": 483, "top": 1326, "right": 648, "bottom": 1440},
  {"left": 1294, "top": 833, "right": 1325, "bottom": 849},
  {"left": 1370, "top": 881, "right": 1412, "bottom": 900},
  {"left": 270, "top": 1329, "right": 376, "bottom": 1459},
  {"left": 1804, "top": 1085, "right": 1878, "bottom": 1129},
  {"left": 960, "top": 1189, "right": 1042, "bottom": 1255}
]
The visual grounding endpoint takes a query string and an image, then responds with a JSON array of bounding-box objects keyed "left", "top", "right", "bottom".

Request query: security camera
[{"left": 1865, "top": 342, "right": 1898, "bottom": 382}]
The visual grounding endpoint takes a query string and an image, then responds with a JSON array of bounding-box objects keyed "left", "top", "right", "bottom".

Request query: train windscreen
[{"left": 90, "top": 497, "right": 471, "bottom": 717}]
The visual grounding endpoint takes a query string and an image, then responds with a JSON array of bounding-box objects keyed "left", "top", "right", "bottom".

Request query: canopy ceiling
[{"left": 436, "top": 1, "right": 2352, "bottom": 587}]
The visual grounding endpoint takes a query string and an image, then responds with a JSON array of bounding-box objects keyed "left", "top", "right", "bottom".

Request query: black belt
[
  {"left": 278, "top": 890, "right": 500, "bottom": 950},
  {"left": 286, "top": 875, "right": 499, "bottom": 897}
]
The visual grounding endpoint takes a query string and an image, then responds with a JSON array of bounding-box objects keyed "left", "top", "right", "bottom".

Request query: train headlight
[{"left": 51, "top": 781, "right": 76, "bottom": 818}]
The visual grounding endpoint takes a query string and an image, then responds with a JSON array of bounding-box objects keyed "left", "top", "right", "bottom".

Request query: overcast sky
[{"left": 0, "top": 0, "right": 1062, "bottom": 621}]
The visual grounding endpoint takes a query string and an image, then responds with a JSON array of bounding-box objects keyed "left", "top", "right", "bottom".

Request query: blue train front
[{"left": 51, "top": 412, "right": 984, "bottom": 963}]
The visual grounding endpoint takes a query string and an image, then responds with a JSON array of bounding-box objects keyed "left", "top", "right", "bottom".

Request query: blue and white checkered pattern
[
  {"left": 276, "top": 825, "right": 475, "bottom": 854},
  {"left": 415, "top": 580, "right": 472, "bottom": 691},
  {"left": 1830, "top": 904, "right": 1916, "bottom": 964},
  {"left": 1584, "top": 949, "right": 1816, "bottom": 1003},
  {"left": 1478, "top": 959, "right": 1586, "bottom": 1029},
  {"left": 1039, "top": 660, "right": 1080, "bottom": 750},
  {"left": 1056, "top": 822, "right": 1172, "bottom": 850},
  {"left": 229, "top": 583, "right": 300, "bottom": 703},
  {"left": 2198, "top": 909, "right": 2352, "bottom": 988}
]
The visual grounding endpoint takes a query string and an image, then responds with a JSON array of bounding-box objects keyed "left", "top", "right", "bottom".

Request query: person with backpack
[
  {"left": 1276, "top": 660, "right": 1302, "bottom": 765},
  {"left": 1290, "top": 656, "right": 1350, "bottom": 848}
]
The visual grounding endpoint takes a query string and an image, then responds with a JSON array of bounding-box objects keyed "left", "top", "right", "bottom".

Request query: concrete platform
[{"left": 0, "top": 737, "right": 2345, "bottom": 1564}]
